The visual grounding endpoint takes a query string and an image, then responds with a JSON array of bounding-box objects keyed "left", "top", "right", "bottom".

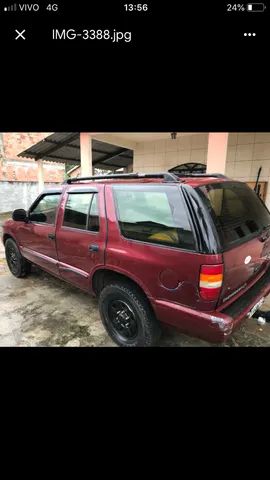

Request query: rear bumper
[{"left": 154, "top": 268, "right": 270, "bottom": 343}]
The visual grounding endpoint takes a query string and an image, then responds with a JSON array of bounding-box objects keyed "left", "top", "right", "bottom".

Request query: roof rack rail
[
  {"left": 174, "top": 173, "right": 228, "bottom": 178},
  {"left": 63, "top": 172, "right": 180, "bottom": 184}
]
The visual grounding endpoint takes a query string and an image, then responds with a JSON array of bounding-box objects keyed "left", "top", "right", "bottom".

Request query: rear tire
[
  {"left": 5, "top": 238, "right": 31, "bottom": 278},
  {"left": 98, "top": 281, "right": 161, "bottom": 347}
]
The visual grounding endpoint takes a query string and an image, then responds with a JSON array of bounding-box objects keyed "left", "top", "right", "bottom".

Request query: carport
[
  {"left": 18, "top": 133, "right": 134, "bottom": 192},
  {"left": 18, "top": 132, "right": 230, "bottom": 194},
  {"left": 17, "top": 132, "right": 270, "bottom": 208}
]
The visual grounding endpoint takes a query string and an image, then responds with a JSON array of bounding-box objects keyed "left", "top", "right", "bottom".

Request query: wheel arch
[
  {"left": 3, "top": 233, "right": 16, "bottom": 245},
  {"left": 92, "top": 268, "right": 155, "bottom": 308}
]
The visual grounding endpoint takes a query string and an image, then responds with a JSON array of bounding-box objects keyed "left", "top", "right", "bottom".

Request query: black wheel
[
  {"left": 5, "top": 238, "right": 31, "bottom": 278},
  {"left": 98, "top": 282, "right": 161, "bottom": 347}
]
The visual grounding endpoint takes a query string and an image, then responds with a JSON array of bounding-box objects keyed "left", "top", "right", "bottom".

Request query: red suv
[{"left": 2, "top": 172, "right": 270, "bottom": 346}]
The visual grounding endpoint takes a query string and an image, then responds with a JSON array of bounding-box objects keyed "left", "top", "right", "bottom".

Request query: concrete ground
[{"left": 1, "top": 212, "right": 270, "bottom": 347}]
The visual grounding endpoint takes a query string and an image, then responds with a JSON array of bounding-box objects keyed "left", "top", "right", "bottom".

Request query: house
[
  {"left": 2, "top": 132, "right": 270, "bottom": 213},
  {"left": 0, "top": 132, "right": 65, "bottom": 213}
]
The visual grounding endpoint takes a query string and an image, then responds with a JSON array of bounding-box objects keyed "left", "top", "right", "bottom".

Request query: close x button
[{"left": 14, "top": 29, "right": 26, "bottom": 40}]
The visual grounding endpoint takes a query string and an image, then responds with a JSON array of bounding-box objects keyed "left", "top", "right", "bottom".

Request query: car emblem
[{"left": 244, "top": 255, "right": 251, "bottom": 264}]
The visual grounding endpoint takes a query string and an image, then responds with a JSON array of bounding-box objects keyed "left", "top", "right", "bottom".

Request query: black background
[
  {"left": 1, "top": 2, "right": 270, "bottom": 388},
  {"left": 0, "top": 0, "right": 269, "bottom": 131}
]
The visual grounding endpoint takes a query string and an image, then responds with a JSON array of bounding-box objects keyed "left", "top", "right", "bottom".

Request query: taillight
[{"left": 199, "top": 264, "right": 224, "bottom": 301}]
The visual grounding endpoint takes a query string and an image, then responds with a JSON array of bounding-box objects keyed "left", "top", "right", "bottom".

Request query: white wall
[
  {"left": 134, "top": 134, "right": 208, "bottom": 172},
  {"left": 133, "top": 132, "right": 270, "bottom": 209},
  {"left": 226, "top": 133, "right": 270, "bottom": 209},
  {"left": 0, "top": 181, "right": 60, "bottom": 214}
]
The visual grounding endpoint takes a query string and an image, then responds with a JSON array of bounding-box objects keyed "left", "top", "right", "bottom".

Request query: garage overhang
[{"left": 18, "top": 132, "right": 133, "bottom": 169}]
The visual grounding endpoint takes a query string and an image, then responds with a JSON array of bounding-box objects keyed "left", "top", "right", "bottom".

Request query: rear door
[
  {"left": 105, "top": 183, "right": 213, "bottom": 311},
  {"left": 197, "top": 181, "right": 270, "bottom": 304},
  {"left": 56, "top": 185, "right": 106, "bottom": 291}
]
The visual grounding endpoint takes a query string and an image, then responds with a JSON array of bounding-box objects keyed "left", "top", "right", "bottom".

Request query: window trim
[
  {"left": 62, "top": 191, "right": 100, "bottom": 233},
  {"left": 112, "top": 184, "right": 197, "bottom": 252},
  {"left": 67, "top": 188, "right": 98, "bottom": 194},
  {"left": 60, "top": 225, "right": 99, "bottom": 236},
  {"left": 28, "top": 192, "right": 62, "bottom": 226}
]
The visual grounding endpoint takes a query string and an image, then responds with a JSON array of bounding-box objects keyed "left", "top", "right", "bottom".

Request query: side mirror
[
  {"left": 12, "top": 209, "right": 27, "bottom": 222},
  {"left": 29, "top": 212, "right": 47, "bottom": 223}
]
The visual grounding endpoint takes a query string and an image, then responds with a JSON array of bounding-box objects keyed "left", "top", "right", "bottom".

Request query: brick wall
[
  {"left": 3, "top": 132, "right": 48, "bottom": 159},
  {"left": 0, "top": 133, "right": 65, "bottom": 213},
  {"left": 0, "top": 133, "right": 65, "bottom": 183}
]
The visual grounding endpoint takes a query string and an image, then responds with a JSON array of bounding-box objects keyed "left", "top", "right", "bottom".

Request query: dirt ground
[{"left": 1, "top": 212, "right": 270, "bottom": 347}]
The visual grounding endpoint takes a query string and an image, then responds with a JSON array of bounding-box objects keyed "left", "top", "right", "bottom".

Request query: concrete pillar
[
  {"left": 0, "top": 132, "right": 4, "bottom": 160},
  {"left": 37, "top": 159, "right": 45, "bottom": 192},
  {"left": 80, "top": 133, "right": 92, "bottom": 176},
  {"left": 206, "top": 133, "right": 229, "bottom": 174}
]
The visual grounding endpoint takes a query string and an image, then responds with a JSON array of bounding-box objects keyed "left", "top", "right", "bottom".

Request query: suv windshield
[{"left": 197, "top": 181, "right": 270, "bottom": 250}]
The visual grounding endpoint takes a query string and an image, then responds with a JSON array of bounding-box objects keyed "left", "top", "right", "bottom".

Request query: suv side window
[
  {"left": 63, "top": 192, "right": 99, "bottom": 231},
  {"left": 113, "top": 185, "right": 195, "bottom": 250},
  {"left": 29, "top": 193, "right": 61, "bottom": 224}
]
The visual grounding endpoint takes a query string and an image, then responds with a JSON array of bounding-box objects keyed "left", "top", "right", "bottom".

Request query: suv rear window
[
  {"left": 113, "top": 185, "right": 195, "bottom": 250},
  {"left": 197, "top": 181, "right": 270, "bottom": 250}
]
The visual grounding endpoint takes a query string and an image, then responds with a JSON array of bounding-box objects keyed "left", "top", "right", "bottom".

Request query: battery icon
[{"left": 247, "top": 3, "right": 266, "bottom": 11}]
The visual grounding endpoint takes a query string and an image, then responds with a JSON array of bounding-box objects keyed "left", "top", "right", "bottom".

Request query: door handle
[
  {"left": 89, "top": 244, "right": 99, "bottom": 252},
  {"left": 48, "top": 233, "right": 56, "bottom": 240}
]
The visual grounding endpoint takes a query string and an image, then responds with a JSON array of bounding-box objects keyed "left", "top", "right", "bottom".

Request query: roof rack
[
  {"left": 63, "top": 172, "right": 180, "bottom": 184},
  {"left": 174, "top": 173, "right": 228, "bottom": 179}
]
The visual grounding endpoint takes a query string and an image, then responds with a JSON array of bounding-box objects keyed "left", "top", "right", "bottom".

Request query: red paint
[
  {"left": 219, "top": 236, "right": 270, "bottom": 305},
  {"left": 3, "top": 176, "right": 270, "bottom": 343}
]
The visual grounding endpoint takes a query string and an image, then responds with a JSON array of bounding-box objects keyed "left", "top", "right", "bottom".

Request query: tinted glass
[
  {"left": 30, "top": 194, "right": 60, "bottom": 224},
  {"left": 113, "top": 185, "right": 195, "bottom": 250},
  {"left": 197, "top": 182, "right": 270, "bottom": 249},
  {"left": 63, "top": 193, "right": 99, "bottom": 231}
]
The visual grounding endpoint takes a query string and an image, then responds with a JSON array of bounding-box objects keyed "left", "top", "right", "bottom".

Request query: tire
[
  {"left": 98, "top": 282, "right": 161, "bottom": 347},
  {"left": 5, "top": 238, "right": 31, "bottom": 278}
]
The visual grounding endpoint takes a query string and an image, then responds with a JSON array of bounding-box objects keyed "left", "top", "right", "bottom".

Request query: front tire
[
  {"left": 98, "top": 282, "right": 161, "bottom": 347},
  {"left": 5, "top": 238, "right": 31, "bottom": 278}
]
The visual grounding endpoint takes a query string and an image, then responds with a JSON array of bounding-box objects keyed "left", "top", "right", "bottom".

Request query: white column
[
  {"left": 37, "top": 159, "right": 45, "bottom": 192},
  {"left": 206, "top": 133, "right": 229, "bottom": 174},
  {"left": 80, "top": 133, "right": 92, "bottom": 176}
]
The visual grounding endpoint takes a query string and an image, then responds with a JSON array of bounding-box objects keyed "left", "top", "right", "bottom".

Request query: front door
[
  {"left": 17, "top": 192, "right": 61, "bottom": 276},
  {"left": 56, "top": 185, "right": 106, "bottom": 291}
]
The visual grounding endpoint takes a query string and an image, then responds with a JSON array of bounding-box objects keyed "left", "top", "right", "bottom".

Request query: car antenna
[{"left": 254, "top": 166, "right": 262, "bottom": 196}]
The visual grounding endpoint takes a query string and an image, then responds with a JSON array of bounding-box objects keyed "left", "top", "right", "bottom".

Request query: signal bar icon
[{"left": 4, "top": 4, "right": 17, "bottom": 11}]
